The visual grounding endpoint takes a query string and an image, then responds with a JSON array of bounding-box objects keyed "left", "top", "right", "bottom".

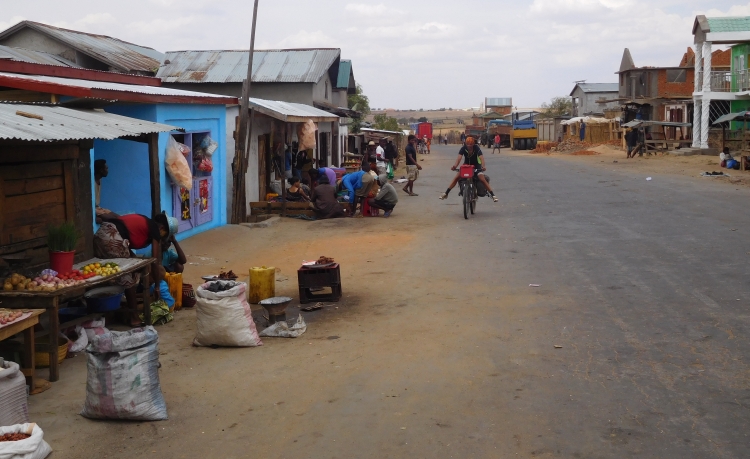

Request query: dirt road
[{"left": 28, "top": 144, "right": 750, "bottom": 458}]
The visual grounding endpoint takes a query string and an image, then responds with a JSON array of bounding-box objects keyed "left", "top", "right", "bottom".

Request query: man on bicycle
[{"left": 439, "top": 136, "right": 498, "bottom": 202}]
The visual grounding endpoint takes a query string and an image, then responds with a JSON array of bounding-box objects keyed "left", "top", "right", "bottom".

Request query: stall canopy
[
  {"left": 623, "top": 120, "right": 692, "bottom": 128},
  {"left": 0, "top": 104, "right": 179, "bottom": 141},
  {"left": 248, "top": 98, "right": 340, "bottom": 123},
  {"left": 713, "top": 111, "right": 750, "bottom": 125}
]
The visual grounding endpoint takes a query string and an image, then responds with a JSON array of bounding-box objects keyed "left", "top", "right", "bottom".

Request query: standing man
[
  {"left": 492, "top": 133, "right": 501, "bottom": 154},
  {"left": 284, "top": 144, "right": 293, "bottom": 178},
  {"left": 460, "top": 132, "right": 467, "bottom": 145},
  {"left": 403, "top": 135, "right": 422, "bottom": 196},
  {"left": 425, "top": 135, "right": 431, "bottom": 154},
  {"left": 376, "top": 138, "right": 388, "bottom": 175},
  {"left": 94, "top": 159, "right": 118, "bottom": 222}
]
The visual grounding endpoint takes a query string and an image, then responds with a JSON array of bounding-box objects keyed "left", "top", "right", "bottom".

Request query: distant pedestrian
[
  {"left": 492, "top": 133, "right": 501, "bottom": 154},
  {"left": 403, "top": 135, "right": 422, "bottom": 196},
  {"left": 376, "top": 138, "right": 388, "bottom": 175},
  {"left": 460, "top": 132, "right": 467, "bottom": 145}
]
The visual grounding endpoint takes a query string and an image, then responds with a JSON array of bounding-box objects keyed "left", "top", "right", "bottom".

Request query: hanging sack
[
  {"left": 81, "top": 327, "right": 168, "bottom": 421},
  {"left": 0, "top": 423, "right": 52, "bottom": 459},
  {"left": 296, "top": 120, "right": 317, "bottom": 151},
  {"left": 194, "top": 281, "right": 262, "bottom": 347},
  {"left": 165, "top": 136, "right": 193, "bottom": 190}
]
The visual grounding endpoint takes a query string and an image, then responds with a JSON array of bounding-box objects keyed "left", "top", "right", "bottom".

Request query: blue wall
[{"left": 93, "top": 103, "right": 228, "bottom": 243}]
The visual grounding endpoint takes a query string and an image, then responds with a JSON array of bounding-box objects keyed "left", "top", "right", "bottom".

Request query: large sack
[
  {"left": 81, "top": 327, "right": 167, "bottom": 421},
  {"left": 296, "top": 119, "right": 317, "bottom": 152},
  {"left": 194, "top": 281, "right": 263, "bottom": 347},
  {"left": 0, "top": 423, "right": 51, "bottom": 459},
  {"left": 0, "top": 361, "right": 28, "bottom": 426}
]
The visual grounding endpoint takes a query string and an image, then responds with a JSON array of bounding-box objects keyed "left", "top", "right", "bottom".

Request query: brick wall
[{"left": 657, "top": 68, "right": 694, "bottom": 98}]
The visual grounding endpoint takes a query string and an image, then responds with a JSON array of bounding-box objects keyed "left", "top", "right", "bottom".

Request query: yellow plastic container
[
  {"left": 164, "top": 272, "right": 183, "bottom": 311},
  {"left": 249, "top": 266, "right": 275, "bottom": 304}
]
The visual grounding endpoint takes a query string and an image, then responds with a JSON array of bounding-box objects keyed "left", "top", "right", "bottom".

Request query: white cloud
[
  {"left": 345, "top": 3, "right": 404, "bottom": 16},
  {"left": 266, "top": 30, "right": 338, "bottom": 49}
]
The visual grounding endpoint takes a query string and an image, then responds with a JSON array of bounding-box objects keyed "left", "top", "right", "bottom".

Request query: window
[{"left": 666, "top": 69, "right": 686, "bottom": 83}]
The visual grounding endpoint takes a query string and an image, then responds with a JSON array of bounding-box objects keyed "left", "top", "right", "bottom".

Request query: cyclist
[{"left": 439, "top": 136, "right": 498, "bottom": 202}]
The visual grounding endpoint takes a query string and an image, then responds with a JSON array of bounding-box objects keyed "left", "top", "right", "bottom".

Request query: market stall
[
  {"left": 622, "top": 120, "right": 693, "bottom": 153},
  {"left": 0, "top": 310, "right": 44, "bottom": 392}
]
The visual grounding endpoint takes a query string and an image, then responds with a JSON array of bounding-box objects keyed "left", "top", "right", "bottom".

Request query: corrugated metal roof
[
  {"left": 0, "top": 21, "right": 163, "bottom": 73},
  {"left": 707, "top": 17, "right": 750, "bottom": 33},
  {"left": 485, "top": 97, "right": 512, "bottom": 107},
  {"left": 249, "top": 98, "right": 339, "bottom": 123},
  {"left": 0, "top": 103, "right": 179, "bottom": 142},
  {"left": 0, "top": 72, "right": 237, "bottom": 104},
  {"left": 574, "top": 83, "right": 619, "bottom": 93},
  {"left": 336, "top": 60, "right": 352, "bottom": 89},
  {"left": 0, "top": 45, "right": 78, "bottom": 67},
  {"left": 157, "top": 49, "right": 340, "bottom": 84}
]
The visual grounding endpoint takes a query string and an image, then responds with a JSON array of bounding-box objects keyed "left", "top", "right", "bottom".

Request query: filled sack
[
  {"left": 0, "top": 360, "right": 28, "bottom": 427},
  {"left": 81, "top": 327, "right": 167, "bottom": 421},
  {"left": 0, "top": 423, "right": 51, "bottom": 459},
  {"left": 194, "top": 281, "right": 263, "bottom": 347},
  {"left": 296, "top": 120, "right": 317, "bottom": 152}
]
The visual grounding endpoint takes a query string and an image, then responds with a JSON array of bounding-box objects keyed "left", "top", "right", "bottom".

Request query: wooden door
[{"left": 172, "top": 185, "right": 195, "bottom": 233}]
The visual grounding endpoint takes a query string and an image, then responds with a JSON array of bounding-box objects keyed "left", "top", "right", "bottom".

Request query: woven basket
[
  {"left": 182, "top": 284, "right": 196, "bottom": 308},
  {"left": 35, "top": 336, "right": 68, "bottom": 367}
]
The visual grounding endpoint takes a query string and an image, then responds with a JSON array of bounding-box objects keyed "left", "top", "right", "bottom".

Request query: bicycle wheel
[
  {"left": 470, "top": 184, "right": 476, "bottom": 214},
  {"left": 463, "top": 183, "right": 470, "bottom": 219}
]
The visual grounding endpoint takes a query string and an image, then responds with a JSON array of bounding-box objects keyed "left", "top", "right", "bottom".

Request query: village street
[{"left": 26, "top": 144, "right": 750, "bottom": 458}]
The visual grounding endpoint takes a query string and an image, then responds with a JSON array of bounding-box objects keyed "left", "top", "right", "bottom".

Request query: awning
[
  {"left": 249, "top": 98, "right": 339, "bottom": 123},
  {"left": 624, "top": 120, "right": 692, "bottom": 128},
  {"left": 713, "top": 111, "right": 750, "bottom": 125},
  {"left": 359, "top": 127, "right": 404, "bottom": 136},
  {"left": 0, "top": 103, "right": 180, "bottom": 142},
  {"left": 313, "top": 101, "right": 360, "bottom": 118}
]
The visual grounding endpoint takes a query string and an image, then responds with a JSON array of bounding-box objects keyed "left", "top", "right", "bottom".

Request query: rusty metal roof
[
  {"left": 0, "top": 45, "right": 79, "bottom": 67},
  {"left": 0, "top": 21, "right": 163, "bottom": 74},
  {"left": 249, "top": 98, "right": 340, "bottom": 123},
  {"left": 0, "top": 103, "right": 179, "bottom": 142},
  {"left": 157, "top": 49, "right": 340, "bottom": 84}
]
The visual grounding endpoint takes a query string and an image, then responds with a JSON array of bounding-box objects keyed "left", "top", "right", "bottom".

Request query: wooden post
[
  {"left": 148, "top": 133, "right": 161, "bottom": 216},
  {"left": 282, "top": 123, "right": 287, "bottom": 217},
  {"left": 48, "top": 296, "right": 59, "bottom": 382}
]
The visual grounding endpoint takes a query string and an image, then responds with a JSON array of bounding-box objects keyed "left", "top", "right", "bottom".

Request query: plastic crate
[{"left": 297, "top": 264, "right": 341, "bottom": 289}]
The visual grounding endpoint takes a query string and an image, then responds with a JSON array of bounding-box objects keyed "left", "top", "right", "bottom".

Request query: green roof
[
  {"left": 336, "top": 59, "right": 352, "bottom": 89},
  {"left": 707, "top": 16, "right": 750, "bottom": 33}
]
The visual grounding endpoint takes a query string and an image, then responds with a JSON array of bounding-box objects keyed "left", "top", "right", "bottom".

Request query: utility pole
[{"left": 232, "top": 0, "right": 260, "bottom": 224}]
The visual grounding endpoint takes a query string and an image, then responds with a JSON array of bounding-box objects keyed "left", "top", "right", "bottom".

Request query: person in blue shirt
[
  {"left": 161, "top": 234, "right": 187, "bottom": 273},
  {"left": 151, "top": 265, "right": 175, "bottom": 310},
  {"left": 284, "top": 144, "right": 293, "bottom": 178}
]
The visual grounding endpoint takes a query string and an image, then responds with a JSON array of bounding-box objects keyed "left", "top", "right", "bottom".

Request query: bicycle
[{"left": 456, "top": 165, "right": 478, "bottom": 219}]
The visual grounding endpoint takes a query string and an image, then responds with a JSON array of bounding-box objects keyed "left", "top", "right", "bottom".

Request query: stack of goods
[
  {"left": 1, "top": 263, "right": 120, "bottom": 293},
  {"left": 81, "top": 262, "right": 121, "bottom": 277}
]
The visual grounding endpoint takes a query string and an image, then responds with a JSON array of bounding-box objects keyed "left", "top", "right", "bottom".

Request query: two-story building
[
  {"left": 693, "top": 15, "right": 750, "bottom": 151},
  {"left": 569, "top": 83, "right": 619, "bottom": 117}
]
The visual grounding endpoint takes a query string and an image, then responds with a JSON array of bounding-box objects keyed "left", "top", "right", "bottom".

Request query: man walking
[
  {"left": 403, "top": 135, "right": 422, "bottom": 196},
  {"left": 492, "top": 133, "right": 501, "bottom": 154}
]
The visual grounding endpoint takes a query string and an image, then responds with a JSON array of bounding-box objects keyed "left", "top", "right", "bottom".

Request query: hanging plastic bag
[
  {"left": 297, "top": 119, "right": 317, "bottom": 152},
  {"left": 166, "top": 136, "right": 193, "bottom": 190},
  {"left": 200, "top": 136, "right": 219, "bottom": 156},
  {"left": 198, "top": 157, "right": 213, "bottom": 173}
]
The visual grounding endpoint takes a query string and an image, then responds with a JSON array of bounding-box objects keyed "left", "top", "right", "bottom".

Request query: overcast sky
[{"left": 2, "top": 1, "right": 747, "bottom": 109}]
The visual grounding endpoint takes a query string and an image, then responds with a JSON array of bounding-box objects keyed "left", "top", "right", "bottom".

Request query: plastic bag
[
  {"left": 260, "top": 315, "right": 307, "bottom": 338},
  {"left": 64, "top": 326, "right": 88, "bottom": 353},
  {"left": 140, "top": 300, "right": 173, "bottom": 326},
  {"left": 198, "top": 157, "right": 213, "bottom": 173},
  {"left": 201, "top": 136, "right": 218, "bottom": 156},
  {"left": 0, "top": 360, "right": 29, "bottom": 427},
  {"left": 194, "top": 281, "right": 263, "bottom": 347},
  {"left": 166, "top": 136, "right": 193, "bottom": 190},
  {"left": 81, "top": 327, "right": 168, "bottom": 421},
  {"left": 297, "top": 119, "right": 317, "bottom": 152},
  {"left": 0, "top": 423, "right": 52, "bottom": 459},
  {"left": 81, "top": 318, "right": 107, "bottom": 342}
]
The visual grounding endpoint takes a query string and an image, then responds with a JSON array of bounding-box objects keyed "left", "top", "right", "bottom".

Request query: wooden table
[
  {"left": 0, "top": 309, "right": 45, "bottom": 393},
  {"left": 0, "top": 257, "right": 154, "bottom": 382}
]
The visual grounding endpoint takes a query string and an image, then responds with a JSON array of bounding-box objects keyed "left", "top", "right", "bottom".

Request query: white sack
[
  {"left": 0, "top": 423, "right": 51, "bottom": 459},
  {"left": 260, "top": 315, "right": 307, "bottom": 338},
  {"left": 0, "top": 361, "right": 28, "bottom": 426},
  {"left": 194, "top": 281, "right": 263, "bottom": 347}
]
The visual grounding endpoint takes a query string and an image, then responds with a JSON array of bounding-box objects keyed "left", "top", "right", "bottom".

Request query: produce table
[
  {"left": 0, "top": 309, "right": 45, "bottom": 393},
  {"left": 0, "top": 257, "right": 154, "bottom": 382}
]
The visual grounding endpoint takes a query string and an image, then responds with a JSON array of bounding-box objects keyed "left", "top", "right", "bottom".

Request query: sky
[{"left": 1, "top": 1, "right": 748, "bottom": 109}]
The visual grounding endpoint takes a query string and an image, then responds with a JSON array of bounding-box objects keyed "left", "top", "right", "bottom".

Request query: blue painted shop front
[{"left": 93, "top": 103, "right": 228, "bottom": 243}]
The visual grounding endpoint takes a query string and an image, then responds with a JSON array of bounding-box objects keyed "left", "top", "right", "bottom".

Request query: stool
[
  {"left": 362, "top": 198, "right": 379, "bottom": 217},
  {"left": 298, "top": 264, "right": 342, "bottom": 304}
]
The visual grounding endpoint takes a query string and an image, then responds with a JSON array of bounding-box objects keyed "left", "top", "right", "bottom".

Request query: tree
[
  {"left": 417, "top": 116, "right": 428, "bottom": 123},
  {"left": 539, "top": 97, "right": 572, "bottom": 118},
  {"left": 348, "top": 84, "right": 371, "bottom": 133},
  {"left": 373, "top": 114, "right": 399, "bottom": 131}
]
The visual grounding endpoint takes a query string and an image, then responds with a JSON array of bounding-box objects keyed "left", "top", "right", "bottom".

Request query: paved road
[{"left": 30, "top": 143, "right": 750, "bottom": 458}]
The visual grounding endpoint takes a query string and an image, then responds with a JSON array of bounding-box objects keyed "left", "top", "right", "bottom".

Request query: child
[{"left": 151, "top": 265, "right": 175, "bottom": 310}]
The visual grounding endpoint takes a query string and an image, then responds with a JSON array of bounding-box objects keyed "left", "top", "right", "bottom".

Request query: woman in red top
[{"left": 94, "top": 213, "right": 175, "bottom": 326}]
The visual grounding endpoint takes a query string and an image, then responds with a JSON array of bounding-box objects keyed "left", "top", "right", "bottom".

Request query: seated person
[
  {"left": 162, "top": 233, "right": 186, "bottom": 273},
  {"left": 151, "top": 265, "right": 175, "bottom": 310},
  {"left": 311, "top": 175, "right": 346, "bottom": 219},
  {"left": 318, "top": 167, "right": 337, "bottom": 187},
  {"left": 286, "top": 177, "right": 310, "bottom": 202},
  {"left": 300, "top": 177, "right": 312, "bottom": 196},
  {"left": 368, "top": 174, "right": 399, "bottom": 217},
  {"left": 342, "top": 163, "right": 374, "bottom": 215}
]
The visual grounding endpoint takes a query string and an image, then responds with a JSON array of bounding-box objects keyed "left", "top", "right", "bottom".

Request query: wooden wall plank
[
  {"left": 0, "top": 145, "right": 77, "bottom": 164},
  {"left": 4, "top": 176, "right": 64, "bottom": 196},
  {"left": 5, "top": 204, "right": 66, "bottom": 229},
  {"left": 62, "top": 161, "right": 75, "bottom": 222},
  {"left": 4, "top": 189, "right": 66, "bottom": 214},
  {"left": 75, "top": 144, "right": 94, "bottom": 261},
  {"left": 0, "top": 162, "right": 63, "bottom": 180}
]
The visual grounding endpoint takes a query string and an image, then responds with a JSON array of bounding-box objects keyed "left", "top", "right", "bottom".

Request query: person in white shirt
[{"left": 375, "top": 138, "right": 388, "bottom": 175}]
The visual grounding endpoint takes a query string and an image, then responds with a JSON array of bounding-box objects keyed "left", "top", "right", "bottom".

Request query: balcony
[{"left": 697, "top": 70, "right": 750, "bottom": 92}]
